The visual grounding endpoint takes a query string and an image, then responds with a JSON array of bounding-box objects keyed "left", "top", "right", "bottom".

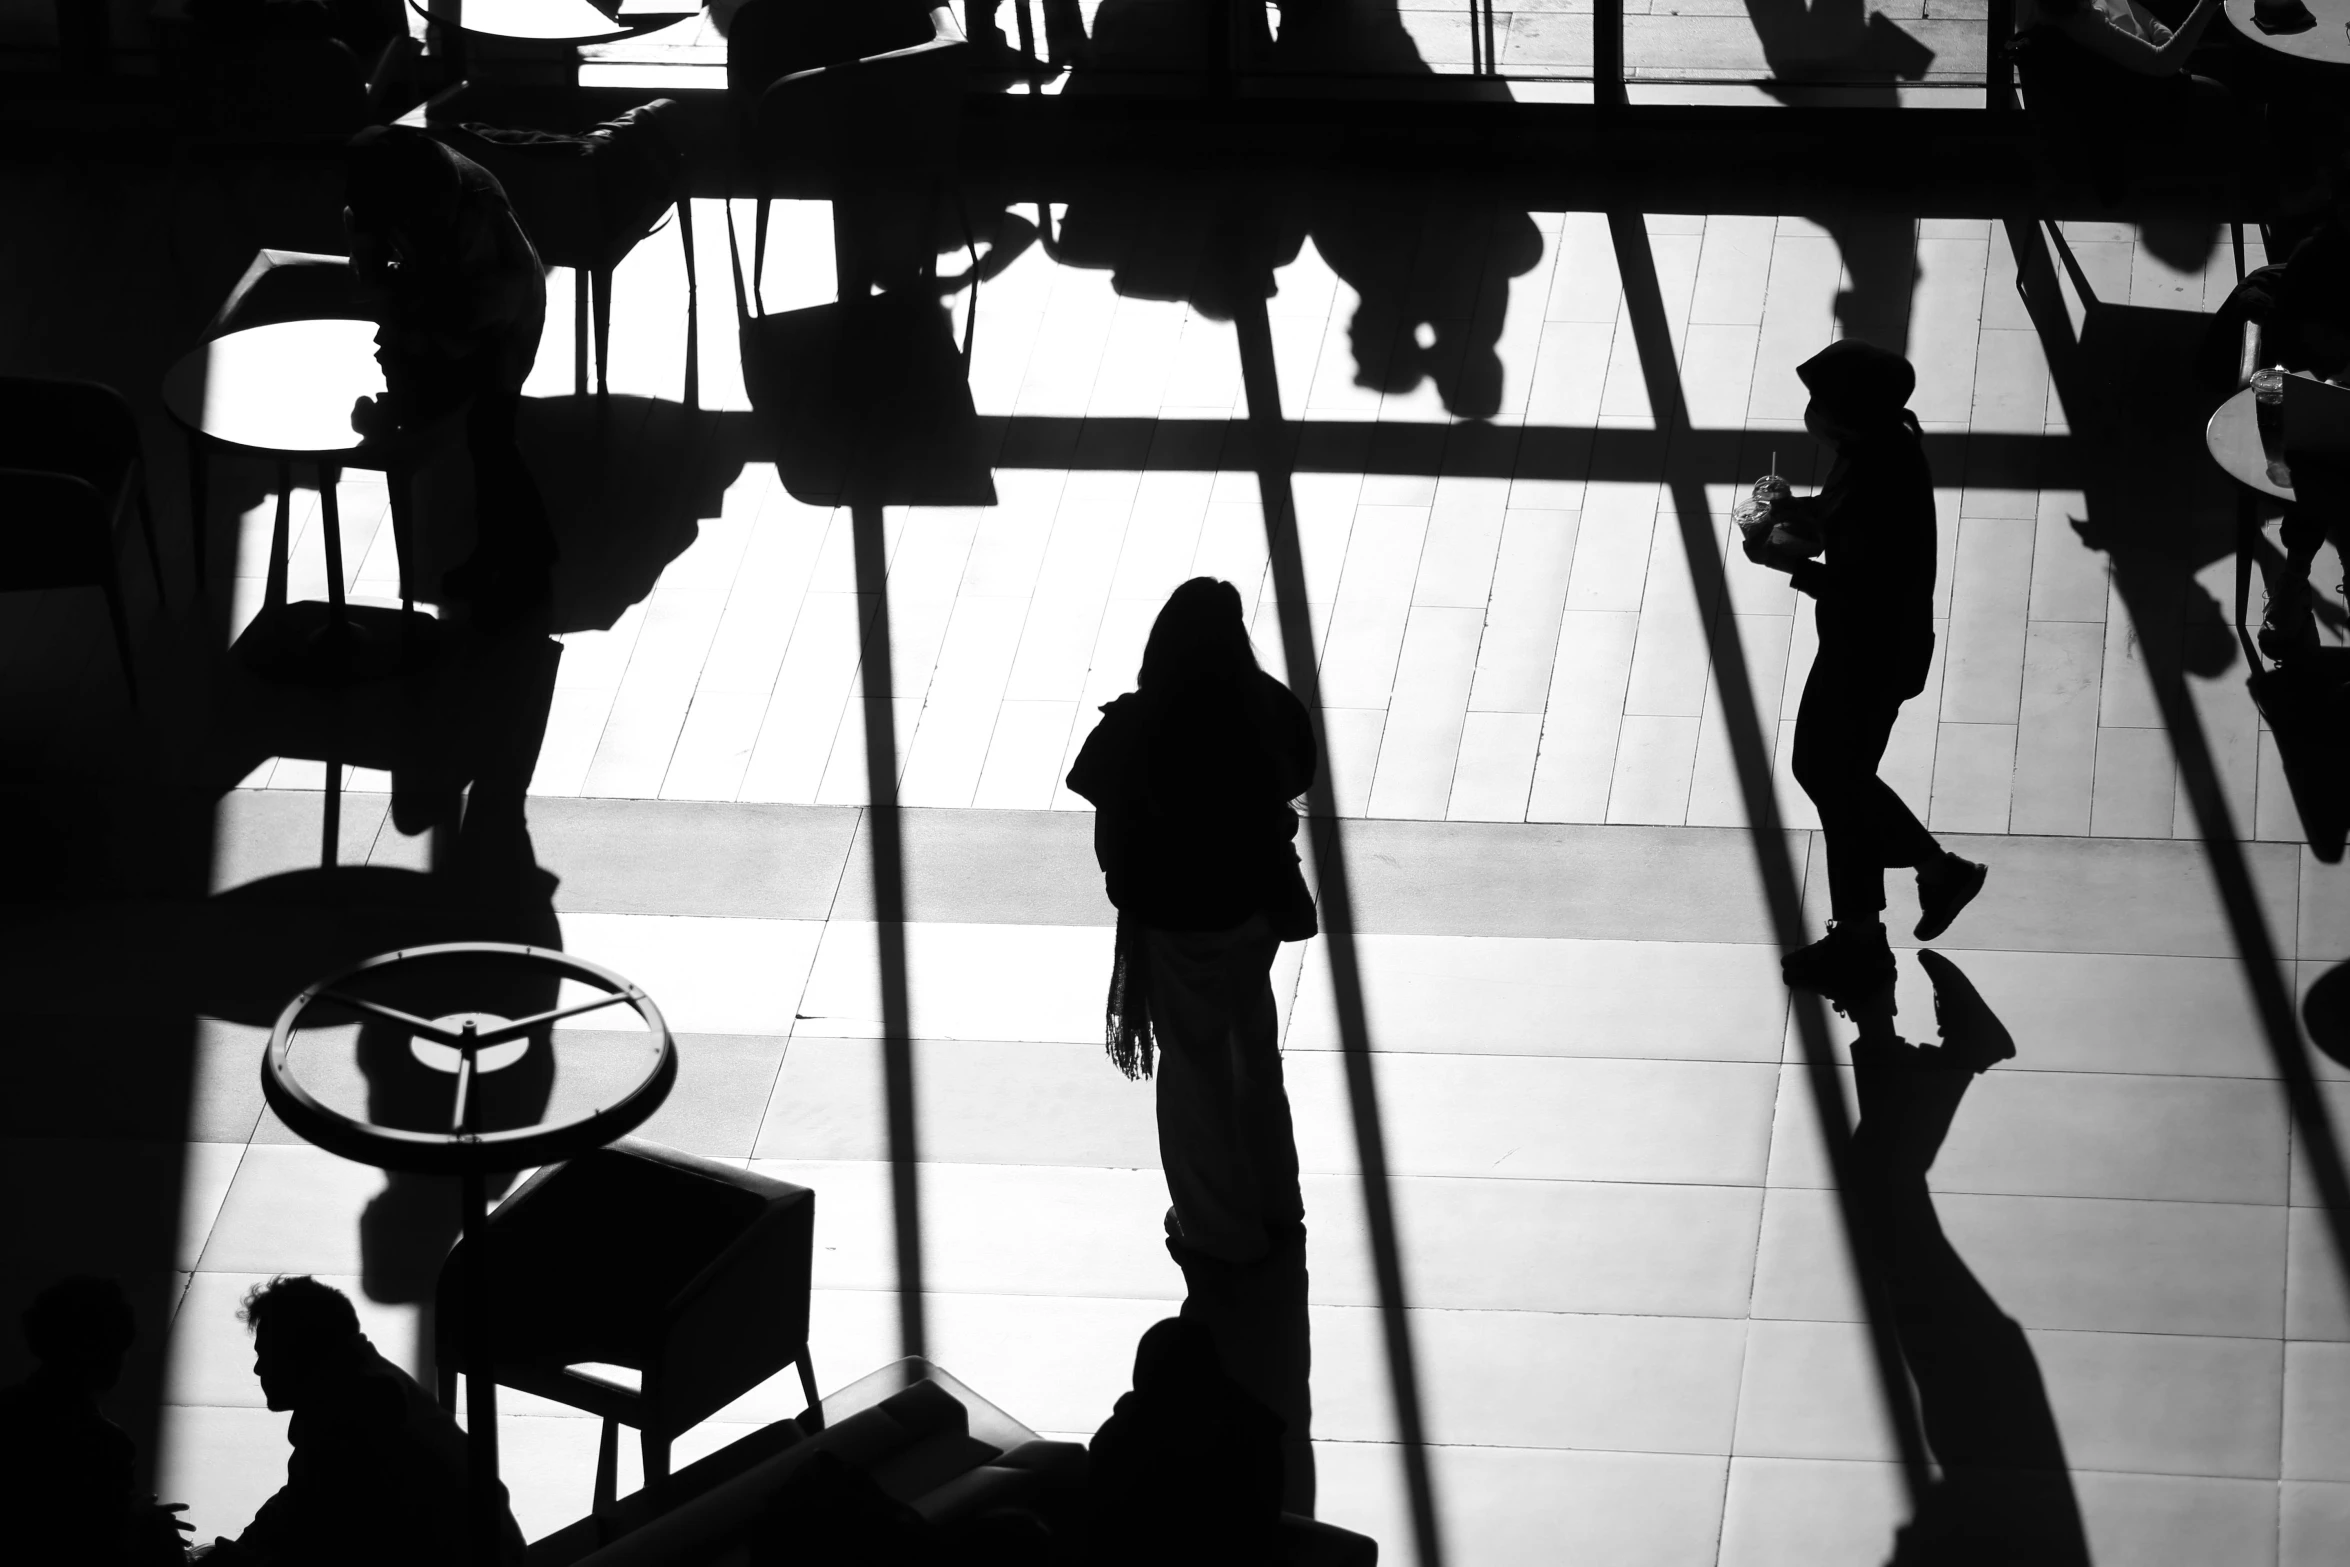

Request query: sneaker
[
  {"left": 1913, "top": 853, "right": 1988, "bottom": 942},
  {"left": 1782, "top": 919, "right": 1896, "bottom": 999}
]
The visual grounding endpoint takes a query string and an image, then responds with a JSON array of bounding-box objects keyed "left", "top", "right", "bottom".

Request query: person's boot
[
  {"left": 1913, "top": 851, "right": 1988, "bottom": 942},
  {"left": 1782, "top": 918, "right": 1896, "bottom": 999},
  {"left": 2260, "top": 581, "right": 2320, "bottom": 664}
]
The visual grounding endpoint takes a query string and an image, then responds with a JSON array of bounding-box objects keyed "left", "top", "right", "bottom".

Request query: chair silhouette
[
  {"left": 435, "top": 1138, "right": 819, "bottom": 1514},
  {"left": 185, "top": 249, "right": 374, "bottom": 591},
  {"left": 726, "top": 0, "right": 969, "bottom": 309},
  {"left": 429, "top": 102, "right": 695, "bottom": 402},
  {"left": 0, "top": 377, "right": 167, "bottom": 702}
]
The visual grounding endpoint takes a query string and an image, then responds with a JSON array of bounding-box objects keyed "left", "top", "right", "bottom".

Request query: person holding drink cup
[{"left": 1743, "top": 340, "right": 1988, "bottom": 999}]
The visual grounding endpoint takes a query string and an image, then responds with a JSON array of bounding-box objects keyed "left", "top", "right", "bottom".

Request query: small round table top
[
  {"left": 406, "top": 0, "right": 693, "bottom": 44},
  {"left": 264, "top": 942, "right": 677, "bottom": 1175},
  {"left": 2223, "top": 0, "right": 2350, "bottom": 66},
  {"left": 163, "top": 319, "right": 387, "bottom": 462},
  {"left": 2206, "top": 385, "right": 2298, "bottom": 502}
]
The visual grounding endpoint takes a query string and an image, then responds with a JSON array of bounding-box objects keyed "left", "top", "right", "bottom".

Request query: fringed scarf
[{"left": 1105, "top": 910, "right": 1156, "bottom": 1080}]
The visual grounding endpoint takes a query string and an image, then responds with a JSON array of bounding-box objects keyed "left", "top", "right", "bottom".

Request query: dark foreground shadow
[{"left": 1845, "top": 955, "right": 2090, "bottom": 1565}]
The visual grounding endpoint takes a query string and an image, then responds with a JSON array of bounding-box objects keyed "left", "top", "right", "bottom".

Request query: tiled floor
[{"left": 4, "top": 145, "right": 2347, "bottom": 1567}]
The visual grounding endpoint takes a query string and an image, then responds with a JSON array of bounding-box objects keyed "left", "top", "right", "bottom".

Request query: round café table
[
  {"left": 2207, "top": 384, "right": 2297, "bottom": 647},
  {"left": 264, "top": 941, "right": 676, "bottom": 1567},
  {"left": 2223, "top": 0, "right": 2350, "bottom": 66},
  {"left": 407, "top": 0, "right": 698, "bottom": 87},
  {"left": 163, "top": 318, "right": 441, "bottom": 681},
  {"left": 2207, "top": 384, "right": 2298, "bottom": 502}
]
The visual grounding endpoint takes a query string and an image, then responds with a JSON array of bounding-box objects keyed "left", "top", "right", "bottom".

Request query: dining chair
[
  {"left": 726, "top": 0, "right": 971, "bottom": 310},
  {"left": 0, "top": 378, "right": 167, "bottom": 703},
  {"left": 430, "top": 100, "right": 695, "bottom": 403}
]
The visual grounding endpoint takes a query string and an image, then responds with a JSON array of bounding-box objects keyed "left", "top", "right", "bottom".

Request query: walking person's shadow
[{"left": 1842, "top": 954, "right": 2090, "bottom": 1564}]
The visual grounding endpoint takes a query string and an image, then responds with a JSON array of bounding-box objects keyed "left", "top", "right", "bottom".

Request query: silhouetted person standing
[
  {"left": 1067, "top": 578, "right": 1317, "bottom": 1266},
  {"left": 345, "top": 124, "right": 555, "bottom": 620},
  {"left": 194, "top": 1276, "right": 522, "bottom": 1566},
  {"left": 0, "top": 1277, "right": 191, "bottom": 1566},
  {"left": 1745, "top": 340, "right": 1986, "bottom": 997}
]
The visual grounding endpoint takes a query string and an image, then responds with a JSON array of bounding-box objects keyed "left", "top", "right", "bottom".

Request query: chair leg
[
  {"left": 186, "top": 437, "right": 208, "bottom": 591},
  {"left": 593, "top": 1416, "right": 619, "bottom": 1515},
  {"left": 575, "top": 269, "right": 590, "bottom": 397},
  {"left": 265, "top": 464, "right": 292, "bottom": 614},
  {"left": 677, "top": 197, "right": 699, "bottom": 410},
  {"left": 137, "top": 466, "right": 166, "bottom": 608},
  {"left": 754, "top": 189, "right": 771, "bottom": 316},
  {"left": 796, "top": 1349, "right": 823, "bottom": 1429},
  {"left": 2231, "top": 218, "right": 2247, "bottom": 286},
  {"left": 592, "top": 266, "right": 613, "bottom": 401},
  {"left": 641, "top": 1426, "right": 670, "bottom": 1493},
  {"left": 100, "top": 567, "right": 137, "bottom": 705}
]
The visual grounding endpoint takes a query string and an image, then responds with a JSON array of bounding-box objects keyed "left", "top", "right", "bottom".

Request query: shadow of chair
[
  {"left": 435, "top": 1139, "right": 820, "bottom": 1515},
  {"left": 430, "top": 102, "right": 697, "bottom": 404},
  {"left": 0, "top": 377, "right": 169, "bottom": 703},
  {"left": 726, "top": 0, "right": 969, "bottom": 306}
]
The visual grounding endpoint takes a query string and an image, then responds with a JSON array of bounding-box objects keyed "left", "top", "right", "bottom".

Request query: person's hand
[
  {"left": 1741, "top": 530, "right": 1799, "bottom": 573},
  {"left": 350, "top": 394, "right": 397, "bottom": 441}
]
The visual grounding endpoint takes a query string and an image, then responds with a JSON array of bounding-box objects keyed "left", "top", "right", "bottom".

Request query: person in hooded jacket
[
  {"left": 344, "top": 124, "right": 555, "bottom": 620},
  {"left": 1066, "top": 578, "right": 1316, "bottom": 1267},
  {"left": 1086, "top": 1317, "right": 1284, "bottom": 1567},
  {"left": 1745, "top": 340, "right": 1989, "bottom": 998}
]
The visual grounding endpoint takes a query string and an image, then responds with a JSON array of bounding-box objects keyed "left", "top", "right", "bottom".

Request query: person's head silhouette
[
  {"left": 21, "top": 1276, "right": 136, "bottom": 1394},
  {"left": 240, "top": 1276, "right": 364, "bottom": 1412},
  {"left": 1797, "top": 338, "right": 1917, "bottom": 443},
  {"left": 1139, "top": 577, "right": 1256, "bottom": 692}
]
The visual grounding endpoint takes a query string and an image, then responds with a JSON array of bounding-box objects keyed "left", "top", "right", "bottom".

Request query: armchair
[
  {"left": 725, "top": 0, "right": 969, "bottom": 307},
  {"left": 0, "top": 378, "right": 168, "bottom": 702},
  {"left": 436, "top": 1138, "right": 819, "bottom": 1515}
]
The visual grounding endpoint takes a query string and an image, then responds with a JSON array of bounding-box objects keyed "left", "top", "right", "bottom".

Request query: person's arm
[{"left": 2058, "top": 0, "right": 2221, "bottom": 74}]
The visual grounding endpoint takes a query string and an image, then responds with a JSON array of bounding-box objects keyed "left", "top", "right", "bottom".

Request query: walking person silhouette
[
  {"left": 1068, "top": 578, "right": 1319, "bottom": 1266},
  {"left": 1744, "top": 340, "right": 1988, "bottom": 997}
]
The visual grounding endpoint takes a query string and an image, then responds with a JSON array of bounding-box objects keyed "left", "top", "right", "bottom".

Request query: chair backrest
[
  {"left": 734, "top": 3, "right": 966, "bottom": 180},
  {"left": 209, "top": 249, "right": 371, "bottom": 338},
  {"left": 726, "top": 0, "right": 940, "bottom": 102},
  {"left": 432, "top": 101, "right": 686, "bottom": 272},
  {"left": 0, "top": 377, "right": 140, "bottom": 494},
  {"left": 0, "top": 469, "right": 115, "bottom": 591}
]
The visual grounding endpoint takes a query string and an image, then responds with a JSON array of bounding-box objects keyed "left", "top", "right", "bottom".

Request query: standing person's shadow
[
  {"left": 1841, "top": 955, "right": 2090, "bottom": 1565},
  {"left": 1052, "top": 0, "right": 1543, "bottom": 423}
]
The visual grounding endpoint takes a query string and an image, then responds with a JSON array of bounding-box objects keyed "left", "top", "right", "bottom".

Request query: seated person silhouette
[
  {"left": 192, "top": 1276, "right": 521, "bottom": 1566},
  {"left": 1088, "top": 1318, "right": 1284, "bottom": 1567},
  {"left": 345, "top": 124, "right": 555, "bottom": 620},
  {"left": 2204, "top": 212, "right": 2350, "bottom": 660},
  {"left": 0, "top": 1277, "right": 191, "bottom": 1566}
]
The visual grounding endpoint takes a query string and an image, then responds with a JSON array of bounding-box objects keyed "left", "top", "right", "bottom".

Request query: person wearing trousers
[
  {"left": 1067, "top": 577, "right": 1318, "bottom": 1267},
  {"left": 1746, "top": 339, "right": 1988, "bottom": 997}
]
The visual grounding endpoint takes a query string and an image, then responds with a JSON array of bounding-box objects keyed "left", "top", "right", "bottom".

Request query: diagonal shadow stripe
[
  {"left": 978, "top": 414, "right": 2056, "bottom": 485},
  {"left": 1229, "top": 283, "right": 1448, "bottom": 1563},
  {"left": 1606, "top": 211, "right": 1934, "bottom": 1503}
]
